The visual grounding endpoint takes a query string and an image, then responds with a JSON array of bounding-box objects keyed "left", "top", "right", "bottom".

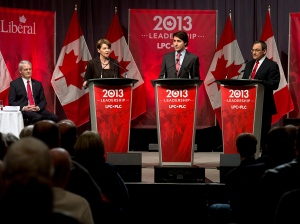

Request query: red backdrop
[
  {"left": 129, "top": 9, "right": 216, "bottom": 128},
  {"left": 0, "top": 7, "right": 55, "bottom": 112}
]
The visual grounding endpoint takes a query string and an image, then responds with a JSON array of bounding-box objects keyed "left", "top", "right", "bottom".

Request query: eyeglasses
[{"left": 251, "top": 49, "right": 262, "bottom": 53}]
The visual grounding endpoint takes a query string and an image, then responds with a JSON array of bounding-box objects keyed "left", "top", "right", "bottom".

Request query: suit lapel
[{"left": 180, "top": 52, "right": 191, "bottom": 73}]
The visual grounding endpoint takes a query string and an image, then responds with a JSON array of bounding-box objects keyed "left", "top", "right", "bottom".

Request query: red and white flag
[
  {"left": 51, "top": 10, "right": 91, "bottom": 127},
  {"left": 260, "top": 9, "right": 294, "bottom": 124},
  {"left": 106, "top": 13, "right": 146, "bottom": 120},
  {"left": 0, "top": 50, "right": 12, "bottom": 105},
  {"left": 204, "top": 15, "right": 245, "bottom": 127}
]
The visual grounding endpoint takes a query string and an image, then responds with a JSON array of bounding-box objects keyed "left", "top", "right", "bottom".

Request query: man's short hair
[{"left": 173, "top": 31, "right": 189, "bottom": 46}]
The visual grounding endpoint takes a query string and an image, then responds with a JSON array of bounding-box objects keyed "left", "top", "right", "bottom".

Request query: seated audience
[
  {"left": 74, "top": 130, "right": 129, "bottom": 223},
  {"left": 257, "top": 126, "right": 300, "bottom": 223},
  {"left": 208, "top": 132, "right": 257, "bottom": 224},
  {"left": 32, "top": 119, "right": 104, "bottom": 224}
]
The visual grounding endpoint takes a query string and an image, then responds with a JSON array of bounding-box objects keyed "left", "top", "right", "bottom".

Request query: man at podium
[
  {"left": 158, "top": 31, "right": 200, "bottom": 80},
  {"left": 242, "top": 40, "right": 280, "bottom": 154}
]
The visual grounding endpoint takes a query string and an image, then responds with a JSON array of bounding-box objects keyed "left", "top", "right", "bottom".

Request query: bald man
[{"left": 50, "top": 148, "right": 94, "bottom": 224}]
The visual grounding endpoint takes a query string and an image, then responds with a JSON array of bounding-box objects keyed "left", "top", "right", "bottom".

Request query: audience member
[
  {"left": 19, "top": 124, "right": 34, "bottom": 138},
  {"left": 3, "top": 132, "right": 19, "bottom": 147},
  {"left": 50, "top": 147, "right": 94, "bottom": 224},
  {"left": 57, "top": 119, "right": 78, "bottom": 157},
  {"left": 0, "top": 137, "right": 79, "bottom": 224},
  {"left": 0, "top": 132, "right": 7, "bottom": 161},
  {"left": 257, "top": 125, "right": 300, "bottom": 223},
  {"left": 32, "top": 120, "right": 60, "bottom": 149},
  {"left": 32, "top": 119, "right": 104, "bottom": 224},
  {"left": 208, "top": 133, "right": 257, "bottom": 224},
  {"left": 74, "top": 130, "right": 129, "bottom": 223}
]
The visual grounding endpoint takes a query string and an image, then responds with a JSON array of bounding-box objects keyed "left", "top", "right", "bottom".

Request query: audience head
[
  {"left": 0, "top": 132, "right": 7, "bottom": 160},
  {"left": 19, "top": 124, "right": 34, "bottom": 138},
  {"left": 74, "top": 130, "right": 105, "bottom": 168},
  {"left": 3, "top": 133, "right": 19, "bottom": 147},
  {"left": 57, "top": 119, "right": 78, "bottom": 156},
  {"left": 295, "top": 126, "right": 300, "bottom": 157},
  {"left": 2, "top": 137, "right": 52, "bottom": 181},
  {"left": 285, "top": 124, "right": 298, "bottom": 155},
  {"left": 49, "top": 148, "right": 71, "bottom": 188},
  {"left": 235, "top": 132, "right": 257, "bottom": 158},
  {"left": 32, "top": 120, "right": 60, "bottom": 149},
  {"left": 266, "top": 126, "right": 295, "bottom": 164}
]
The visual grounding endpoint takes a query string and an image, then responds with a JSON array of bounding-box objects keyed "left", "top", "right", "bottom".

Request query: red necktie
[
  {"left": 251, "top": 61, "right": 259, "bottom": 79},
  {"left": 27, "top": 80, "right": 35, "bottom": 105},
  {"left": 176, "top": 53, "right": 181, "bottom": 75}
]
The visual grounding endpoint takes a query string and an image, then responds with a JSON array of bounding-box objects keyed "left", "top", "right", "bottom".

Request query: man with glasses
[{"left": 242, "top": 40, "right": 280, "bottom": 156}]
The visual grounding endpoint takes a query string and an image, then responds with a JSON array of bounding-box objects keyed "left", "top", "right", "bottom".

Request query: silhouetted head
[
  {"left": 49, "top": 147, "right": 71, "bottom": 188},
  {"left": 236, "top": 132, "right": 257, "bottom": 158},
  {"left": 74, "top": 131, "right": 105, "bottom": 169},
  {"left": 2, "top": 137, "right": 52, "bottom": 181},
  {"left": 19, "top": 125, "right": 34, "bottom": 138},
  {"left": 57, "top": 119, "right": 77, "bottom": 156},
  {"left": 32, "top": 120, "right": 60, "bottom": 149}
]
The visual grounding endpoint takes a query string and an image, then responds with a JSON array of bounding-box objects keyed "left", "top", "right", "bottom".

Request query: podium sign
[
  {"left": 152, "top": 79, "right": 201, "bottom": 166},
  {"left": 88, "top": 78, "right": 137, "bottom": 157},
  {"left": 217, "top": 79, "right": 264, "bottom": 156}
]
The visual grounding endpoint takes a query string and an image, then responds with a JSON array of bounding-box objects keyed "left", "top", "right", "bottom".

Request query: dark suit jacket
[
  {"left": 8, "top": 77, "right": 47, "bottom": 110},
  {"left": 84, "top": 57, "right": 121, "bottom": 80},
  {"left": 242, "top": 57, "right": 280, "bottom": 115},
  {"left": 159, "top": 51, "right": 200, "bottom": 79}
]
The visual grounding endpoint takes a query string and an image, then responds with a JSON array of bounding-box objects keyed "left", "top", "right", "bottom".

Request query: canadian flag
[
  {"left": 51, "top": 10, "right": 91, "bottom": 127},
  {"left": 105, "top": 13, "right": 146, "bottom": 120},
  {"left": 0, "top": 50, "right": 12, "bottom": 105},
  {"left": 204, "top": 15, "right": 245, "bottom": 127},
  {"left": 260, "top": 9, "right": 294, "bottom": 124}
]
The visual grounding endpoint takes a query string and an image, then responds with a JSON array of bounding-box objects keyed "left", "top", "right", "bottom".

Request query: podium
[
  {"left": 88, "top": 78, "right": 138, "bottom": 157},
  {"left": 215, "top": 79, "right": 264, "bottom": 157},
  {"left": 151, "top": 78, "right": 202, "bottom": 166}
]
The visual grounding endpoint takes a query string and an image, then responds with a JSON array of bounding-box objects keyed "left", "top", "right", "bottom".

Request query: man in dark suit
[
  {"left": 8, "top": 60, "right": 58, "bottom": 125},
  {"left": 242, "top": 40, "right": 280, "bottom": 154},
  {"left": 159, "top": 31, "right": 200, "bottom": 80}
]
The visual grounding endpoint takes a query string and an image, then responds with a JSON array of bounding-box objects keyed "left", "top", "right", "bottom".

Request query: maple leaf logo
[
  {"left": 57, "top": 50, "right": 88, "bottom": 89},
  {"left": 19, "top": 15, "right": 26, "bottom": 23},
  {"left": 207, "top": 55, "right": 242, "bottom": 90},
  {"left": 109, "top": 51, "right": 130, "bottom": 77},
  {"left": 166, "top": 20, "right": 173, "bottom": 27}
]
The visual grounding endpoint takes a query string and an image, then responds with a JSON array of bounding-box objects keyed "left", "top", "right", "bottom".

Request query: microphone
[
  {"left": 225, "top": 60, "right": 248, "bottom": 79},
  {"left": 107, "top": 57, "right": 128, "bottom": 78},
  {"left": 238, "top": 69, "right": 245, "bottom": 79},
  {"left": 161, "top": 58, "right": 179, "bottom": 78}
]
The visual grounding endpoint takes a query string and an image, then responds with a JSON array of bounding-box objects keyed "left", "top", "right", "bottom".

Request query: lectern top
[
  {"left": 151, "top": 78, "right": 203, "bottom": 87},
  {"left": 88, "top": 78, "right": 138, "bottom": 86},
  {"left": 215, "top": 79, "right": 264, "bottom": 86}
]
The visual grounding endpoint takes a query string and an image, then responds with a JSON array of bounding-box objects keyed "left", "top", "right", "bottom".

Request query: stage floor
[{"left": 135, "top": 151, "right": 222, "bottom": 183}]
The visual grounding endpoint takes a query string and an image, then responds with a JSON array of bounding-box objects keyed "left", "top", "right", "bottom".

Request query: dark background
[{"left": 0, "top": 0, "right": 299, "bottom": 150}]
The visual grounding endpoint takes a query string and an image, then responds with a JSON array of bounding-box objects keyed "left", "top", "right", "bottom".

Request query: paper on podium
[{"left": 2, "top": 106, "right": 20, "bottom": 112}]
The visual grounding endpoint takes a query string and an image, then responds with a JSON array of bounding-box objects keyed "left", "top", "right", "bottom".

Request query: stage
[{"left": 138, "top": 151, "right": 221, "bottom": 183}]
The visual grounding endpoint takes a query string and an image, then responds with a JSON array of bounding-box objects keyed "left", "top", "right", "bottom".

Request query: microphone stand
[{"left": 107, "top": 57, "right": 128, "bottom": 78}]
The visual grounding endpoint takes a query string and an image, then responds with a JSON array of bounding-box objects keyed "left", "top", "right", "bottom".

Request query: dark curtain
[{"left": 1, "top": 0, "right": 300, "bottom": 131}]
